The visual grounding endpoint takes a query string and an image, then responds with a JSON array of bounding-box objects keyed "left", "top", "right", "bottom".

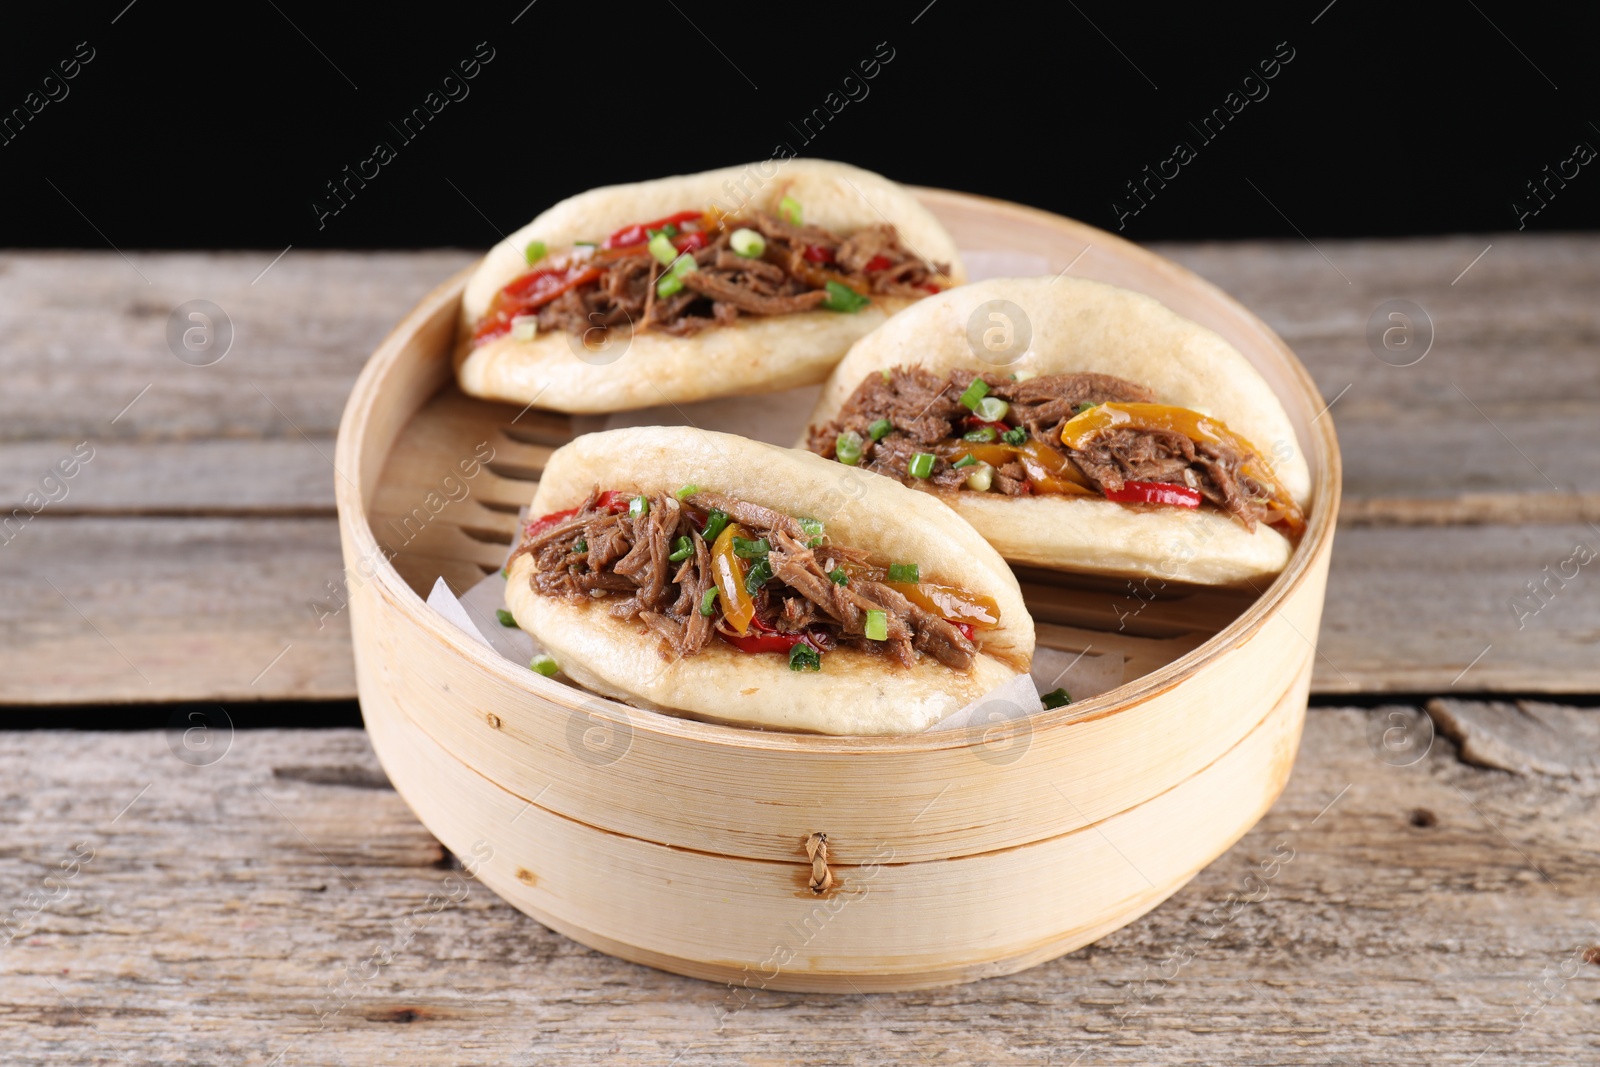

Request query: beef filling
[
  {"left": 504, "top": 211, "right": 945, "bottom": 341},
  {"left": 806, "top": 366, "right": 1284, "bottom": 530},
  {"left": 510, "top": 488, "right": 980, "bottom": 670}
]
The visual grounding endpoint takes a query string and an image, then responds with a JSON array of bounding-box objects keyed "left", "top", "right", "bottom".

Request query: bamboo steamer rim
[{"left": 334, "top": 188, "right": 1342, "bottom": 755}]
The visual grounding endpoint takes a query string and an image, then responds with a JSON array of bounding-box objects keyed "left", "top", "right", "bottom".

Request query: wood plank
[
  {"left": 0, "top": 518, "right": 351, "bottom": 705},
  {"left": 0, "top": 250, "right": 474, "bottom": 442},
  {"left": 2, "top": 708, "right": 1594, "bottom": 1064},
  {"left": 1152, "top": 234, "right": 1600, "bottom": 513}
]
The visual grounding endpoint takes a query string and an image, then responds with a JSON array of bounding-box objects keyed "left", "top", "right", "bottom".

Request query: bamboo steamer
[{"left": 334, "top": 189, "right": 1341, "bottom": 992}]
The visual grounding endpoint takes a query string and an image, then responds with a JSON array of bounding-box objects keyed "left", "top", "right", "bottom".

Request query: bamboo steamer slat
[{"left": 334, "top": 189, "right": 1341, "bottom": 991}]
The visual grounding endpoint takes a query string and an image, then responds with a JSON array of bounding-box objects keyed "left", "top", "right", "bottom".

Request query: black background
[{"left": 2, "top": 0, "right": 1595, "bottom": 249}]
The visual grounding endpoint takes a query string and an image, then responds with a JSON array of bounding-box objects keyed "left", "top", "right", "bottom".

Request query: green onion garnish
[
  {"left": 952, "top": 453, "right": 977, "bottom": 469},
  {"left": 529, "top": 654, "right": 559, "bottom": 677},
  {"left": 821, "top": 281, "right": 870, "bottom": 313},
  {"left": 835, "top": 430, "right": 864, "bottom": 466},
  {"left": 886, "top": 562, "right": 920, "bottom": 583},
  {"left": 974, "top": 397, "right": 1010, "bottom": 423},
  {"left": 730, "top": 228, "right": 766, "bottom": 257},
  {"left": 510, "top": 315, "right": 538, "bottom": 342},
  {"left": 788, "top": 643, "right": 822, "bottom": 672},
  {"left": 676, "top": 483, "right": 700, "bottom": 500},
  {"left": 656, "top": 254, "right": 699, "bottom": 298},
  {"left": 732, "top": 536, "right": 769, "bottom": 559},
  {"left": 779, "top": 195, "right": 802, "bottom": 225},
  {"left": 702, "top": 508, "right": 729, "bottom": 542},
  {"left": 880, "top": 368, "right": 893, "bottom": 382},
  {"left": 668, "top": 536, "right": 693, "bottom": 562},
  {"left": 496, "top": 608, "right": 517, "bottom": 627},
  {"left": 700, "top": 588, "right": 719, "bottom": 616},
  {"left": 501, "top": 565, "right": 508, "bottom": 579},
  {"left": 867, "top": 418, "right": 892, "bottom": 441},
  {"left": 648, "top": 231, "right": 678, "bottom": 266},
  {"left": 1076, "top": 401, "right": 1099, "bottom": 415},
  {"left": 629, "top": 495, "right": 649, "bottom": 518},
  {"left": 864, "top": 609, "right": 888, "bottom": 642},
  {"left": 574, "top": 241, "right": 598, "bottom": 248},
  {"left": 963, "top": 427, "right": 996, "bottom": 443},
  {"left": 571, "top": 538, "right": 588, "bottom": 553},
  {"left": 797, "top": 517, "right": 824, "bottom": 547},
  {"left": 829, "top": 567, "right": 848, "bottom": 585},
  {"left": 1002, "top": 427, "right": 1029, "bottom": 445},
  {"left": 907, "top": 452, "right": 935, "bottom": 479},
  {"left": 524, "top": 240, "right": 546, "bottom": 265},
  {"left": 959, "top": 378, "right": 989, "bottom": 410},
  {"left": 744, "top": 558, "right": 773, "bottom": 595},
  {"left": 965, "top": 462, "right": 994, "bottom": 492},
  {"left": 1042, "top": 687, "right": 1072, "bottom": 709}
]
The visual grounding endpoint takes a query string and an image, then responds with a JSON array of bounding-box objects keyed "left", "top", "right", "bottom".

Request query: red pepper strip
[
  {"left": 721, "top": 619, "right": 835, "bottom": 655},
  {"left": 522, "top": 490, "right": 630, "bottom": 539},
  {"left": 964, "top": 417, "right": 1011, "bottom": 434},
  {"left": 920, "top": 283, "right": 942, "bottom": 294},
  {"left": 863, "top": 255, "right": 892, "bottom": 272},
  {"left": 602, "top": 210, "right": 705, "bottom": 250},
  {"left": 1102, "top": 480, "right": 1202, "bottom": 508},
  {"left": 672, "top": 231, "right": 709, "bottom": 253},
  {"left": 803, "top": 244, "right": 835, "bottom": 264},
  {"left": 473, "top": 266, "right": 605, "bottom": 343},
  {"left": 950, "top": 621, "right": 976, "bottom": 643}
]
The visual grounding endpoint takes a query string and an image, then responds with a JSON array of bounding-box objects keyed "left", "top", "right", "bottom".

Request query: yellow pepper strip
[
  {"left": 886, "top": 581, "right": 1001, "bottom": 629},
  {"left": 710, "top": 522, "right": 755, "bottom": 635},
  {"left": 1059, "top": 402, "right": 1305, "bottom": 534}
]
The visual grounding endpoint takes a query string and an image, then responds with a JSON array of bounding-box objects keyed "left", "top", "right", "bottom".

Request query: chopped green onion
[
  {"left": 1002, "top": 427, "right": 1029, "bottom": 445},
  {"left": 529, "top": 654, "right": 559, "bottom": 677},
  {"left": 648, "top": 231, "right": 678, "bottom": 266},
  {"left": 744, "top": 558, "right": 773, "bottom": 595},
  {"left": 700, "top": 588, "right": 719, "bottom": 616},
  {"left": 886, "top": 562, "right": 920, "bottom": 583},
  {"left": 959, "top": 378, "right": 990, "bottom": 411},
  {"left": 730, "top": 228, "right": 766, "bottom": 257},
  {"left": 523, "top": 240, "right": 546, "bottom": 265},
  {"left": 675, "top": 483, "right": 700, "bottom": 500},
  {"left": 510, "top": 315, "right": 538, "bottom": 342},
  {"left": 1042, "top": 687, "right": 1072, "bottom": 709},
  {"left": 496, "top": 608, "right": 517, "bottom": 627},
  {"left": 797, "top": 517, "right": 824, "bottom": 547},
  {"left": 1014, "top": 369, "right": 1037, "bottom": 382},
  {"left": 788, "top": 642, "right": 822, "bottom": 672},
  {"left": 963, "top": 427, "right": 996, "bottom": 443},
  {"left": 571, "top": 538, "right": 588, "bottom": 553},
  {"left": 880, "top": 368, "right": 893, "bottom": 383},
  {"left": 628, "top": 495, "right": 649, "bottom": 518},
  {"left": 835, "top": 430, "right": 864, "bottom": 466},
  {"left": 821, "top": 280, "right": 870, "bottom": 313},
  {"left": 974, "top": 397, "right": 1010, "bottom": 423},
  {"left": 702, "top": 508, "right": 729, "bottom": 542},
  {"left": 907, "top": 452, "right": 936, "bottom": 479},
  {"left": 952, "top": 453, "right": 978, "bottom": 469},
  {"left": 574, "top": 240, "right": 598, "bottom": 248},
  {"left": 732, "top": 536, "right": 769, "bottom": 559},
  {"left": 501, "top": 565, "right": 508, "bottom": 578},
  {"left": 965, "top": 462, "right": 994, "bottom": 492},
  {"left": 867, "top": 418, "right": 893, "bottom": 441},
  {"left": 660, "top": 223, "right": 680, "bottom": 238},
  {"left": 829, "top": 567, "right": 849, "bottom": 585},
  {"left": 779, "top": 195, "right": 802, "bottom": 225},
  {"left": 656, "top": 253, "right": 699, "bottom": 298},
  {"left": 668, "top": 536, "right": 693, "bottom": 562},
  {"left": 864, "top": 609, "right": 888, "bottom": 642},
  {"left": 1076, "top": 401, "right": 1099, "bottom": 416}
]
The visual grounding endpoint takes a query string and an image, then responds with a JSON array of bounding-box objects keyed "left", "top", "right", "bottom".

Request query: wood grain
[{"left": 2, "top": 708, "right": 1594, "bottom": 1065}]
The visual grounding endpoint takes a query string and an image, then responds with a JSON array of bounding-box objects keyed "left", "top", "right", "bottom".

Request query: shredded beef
[
  {"left": 501, "top": 210, "right": 947, "bottom": 343},
  {"left": 806, "top": 365, "right": 1283, "bottom": 529},
  {"left": 516, "top": 489, "right": 986, "bottom": 670}
]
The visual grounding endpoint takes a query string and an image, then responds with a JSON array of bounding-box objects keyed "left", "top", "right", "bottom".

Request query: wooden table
[{"left": 3, "top": 240, "right": 1597, "bottom": 1063}]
